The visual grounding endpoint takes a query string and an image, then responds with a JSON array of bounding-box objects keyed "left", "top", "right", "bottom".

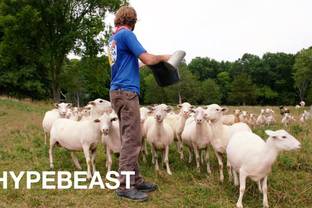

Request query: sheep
[
  {"left": 146, "top": 104, "right": 174, "bottom": 175},
  {"left": 139, "top": 106, "right": 153, "bottom": 161},
  {"left": 247, "top": 113, "right": 257, "bottom": 129},
  {"left": 300, "top": 100, "right": 306, "bottom": 107},
  {"left": 205, "top": 104, "right": 252, "bottom": 182},
  {"left": 42, "top": 102, "right": 72, "bottom": 144},
  {"left": 222, "top": 114, "right": 236, "bottom": 125},
  {"left": 295, "top": 105, "right": 301, "bottom": 109},
  {"left": 264, "top": 108, "right": 276, "bottom": 126},
  {"left": 299, "top": 110, "right": 311, "bottom": 123},
  {"left": 66, "top": 107, "right": 80, "bottom": 121},
  {"left": 165, "top": 102, "right": 194, "bottom": 159},
  {"left": 100, "top": 112, "right": 120, "bottom": 172},
  {"left": 256, "top": 109, "right": 266, "bottom": 126},
  {"left": 239, "top": 111, "right": 249, "bottom": 123},
  {"left": 88, "top": 98, "right": 112, "bottom": 119},
  {"left": 49, "top": 114, "right": 109, "bottom": 179},
  {"left": 181, "top": 107, "right": 212, "bottom": 174},
  {"left": 279, "top": 106, "right": 290, "bottom": 116},
  {"left": 226, "top": 129, "right": 301, "bottom": 208},
  {"left": 281, "top": 113, "right": 296, "bottom": 127},
  {"left": 234, "top": 109, "right": 241, "bottom": 123},
  {"left": 79, "top": 104, "right": 93, "bottom": 121}
]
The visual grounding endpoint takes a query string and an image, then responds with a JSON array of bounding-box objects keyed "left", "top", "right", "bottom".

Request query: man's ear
[{"left": 94, "top": 119, "right": 100, "bottom": 123}]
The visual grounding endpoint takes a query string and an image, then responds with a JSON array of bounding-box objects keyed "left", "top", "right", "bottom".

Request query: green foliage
[
  {"left": 293, "top": 47, "right": 312, "bottom": 101},
  {"left": 200, "top": 79, "right": 222, "bottom": 104},
  {"left": 228, "top": 73, "right": 257, "bottom": 105}
]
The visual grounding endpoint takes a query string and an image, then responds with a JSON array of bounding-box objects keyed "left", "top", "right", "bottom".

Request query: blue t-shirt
[{"left": 108, "top": 29, "right": 146, "bottom": 95}]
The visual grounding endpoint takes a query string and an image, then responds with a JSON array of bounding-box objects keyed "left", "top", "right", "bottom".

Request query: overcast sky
[{"left": 125, "top": 0, "right": 312, "bottom": 62}]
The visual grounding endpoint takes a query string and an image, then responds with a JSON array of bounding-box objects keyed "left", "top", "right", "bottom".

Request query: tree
[
  {"left": 0, "top": 0, "right": 125, "bottom": 101},
  {"left": 200, "top": 79, "right": 221, "bottom": 104},
  {"left": 293, "top": 48, "right": 312, "bottom": 101},
  {"left": 188, "top": 57, "right": 220, "bottom": 80},
  {"left": 228, "top": 73, "right": 257, "bottom": 105}
]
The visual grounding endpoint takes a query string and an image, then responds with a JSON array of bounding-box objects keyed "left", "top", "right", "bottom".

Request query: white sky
[
  {"left": 126, "top": 0, "right": 312, "bottom": 62},
  {"left": 69, "top": 0, "right": 312, "bottom": 63}
]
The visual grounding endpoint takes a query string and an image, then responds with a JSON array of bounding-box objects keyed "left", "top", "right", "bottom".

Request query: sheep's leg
[
  {"left": 164, "top": 145, "right": 172, "bottom": 175},
  {"left": 205, "top": 147, "right": 211, "bottom": 174},
  {"left": 91, "top": 148, "right": 97, "bottom": 175},
  {"left": 162, "top": 149, "right": 165, "bottom": 168},
  {"left": 227, "top": 158, "right": 233, "bottom": 182},
  {"left": 70, "top": 152, "right": 82, "bottom": 170},
  {"left": 200, "top": 150, "right": 205, "bottom": 165},
  {"left": 106, "top": 146, "right": 112, "bottom": 172},
  {"left": 49, "top": 140, "right": 56, "bottom": 169},
  {"left": 258, "top": 180, "right": 263, "bottom": 193},
  {"left": 82, "top": 145, "right": 92, "bottom": 180},
  {"left": 262, "top": 176, "right": 269, "bottom": 208},
  {"left": 151, "top": 144, "right": 156, "bottom": 165},
  {"left": 193, "top": 144, "right": 200, "bottom": 172},
  {"left": 236, "top": 170, "right": 247, "bottom": 208},
  {"left": 233, "top": 170, "right": 239, "bottom": 186},
  {"left": 151, "top": 145, "right": 159, "bottom": 171},
  {"left": 214, "top": 151, "right": 224, "bottom": 182},
  {"left": 177, "top": 134, "right": 184, "bottom": 160},
  {"left": 188, "top": 146, "right": 193, "bottom": 164},
  {"left": 44, "top": 132, "right": 48, "bottom": 145}
]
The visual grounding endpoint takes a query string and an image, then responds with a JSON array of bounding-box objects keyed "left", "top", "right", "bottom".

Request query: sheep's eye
[
  {"left": 216, "top": 109, "right": 219, "bottom": 111},
  {"left": 99, "top": 100, "right": 103, "bottom": 103},
  {"left": 282, "top": 136, "right": 287, "bottom": 139}
]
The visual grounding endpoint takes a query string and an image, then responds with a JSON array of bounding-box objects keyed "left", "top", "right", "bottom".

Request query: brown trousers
[{"left": 110, "top": 90, "right": 144, "bottom": 189}]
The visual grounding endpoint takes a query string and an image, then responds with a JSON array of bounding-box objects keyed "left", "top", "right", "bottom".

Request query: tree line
[{"left": 0, "top": 0, "right": 312, "bottom": 106}]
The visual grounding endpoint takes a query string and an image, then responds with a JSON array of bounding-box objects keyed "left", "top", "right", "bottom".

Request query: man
[{"left": 108, "top": 5, "right": 171, "bottom": 201}]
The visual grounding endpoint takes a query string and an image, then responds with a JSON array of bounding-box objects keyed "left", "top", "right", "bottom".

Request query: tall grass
[{"left": 0, "top": 99, "right": 311, "bottom": 208}]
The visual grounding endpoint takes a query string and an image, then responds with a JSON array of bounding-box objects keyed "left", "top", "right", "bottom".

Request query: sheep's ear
[
  {"left": 94, "top": 119, "right": 100, "bottom": 123},
  {"left": 89, "top": 101, "right": 96, "bottom": 106},
  {"left": 191, "top": 105, "right": 195, "bottom": 109},
  {"left": 111, "top": 117, "right": 118, "bottom": 122},
  {"left": 177, "top": 104, "right": 182, "bottom": 108},
  {"left": 166, "top": 107, "right": 172, "bottom": 112},
  {"left": 67, "top": 103, "right": 72, "bottom": 108},
  {"left": 202, "top": 106, "right": 207, "bottom": 110},
  {"left": 265, "top": 130, "right": 276, "bottom": 138},
  {"left": 221, "top": 107, "right": 228, "bottom": 113},
  {"left": 54, "top": 103, "right": 59, "bottom": 108}
]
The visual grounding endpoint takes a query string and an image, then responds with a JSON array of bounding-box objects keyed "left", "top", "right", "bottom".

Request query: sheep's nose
[{"left": 102, "top": 129, "right": 109, "bottom": 135}]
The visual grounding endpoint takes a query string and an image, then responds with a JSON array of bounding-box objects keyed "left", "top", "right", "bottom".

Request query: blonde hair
[{"left": 114, "top": 6, "right": 137, "bottom": 27}]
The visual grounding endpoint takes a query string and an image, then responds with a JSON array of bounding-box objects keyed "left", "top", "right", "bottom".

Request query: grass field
[{"left": 0, "top": 97, "right": 311, "bottom": 208}]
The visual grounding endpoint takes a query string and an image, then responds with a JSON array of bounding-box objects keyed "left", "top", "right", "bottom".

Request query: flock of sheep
[{"left": 42, "top": 99, "right": 307, "bottom": 208}]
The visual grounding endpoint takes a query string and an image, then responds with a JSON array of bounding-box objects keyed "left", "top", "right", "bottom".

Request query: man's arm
[{"left": 139, "top": 52, "right": 171, "bottom": 66}]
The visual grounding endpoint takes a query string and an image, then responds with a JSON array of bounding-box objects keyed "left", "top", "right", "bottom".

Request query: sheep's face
[
  {"left": 177, "top": 102, "right": 193, "bottom": 118},
  {"left": 99, "top": 113, "right": 117, "bottom": 136},
  {"left": 194, "top": 107, "right": 206, "bottom": 125},
  {"left": 234, "top": 109, "right": 241, "bottom": 115},
  {"left": 89, "top": 98, "right": 112, "bottom": 114},
  {"left": 241, "top": 111, "right": 249, "bottom": 118},
  {"left": 205, "top": 104, "right": 227, "bottom": 122},
  {"left": 56, "top": 103, "right": 72, "bottom": 117},
  {"left": 300, "top": 101, "right": 305, "bottom": 107},
  {"left": 265, "top": 130, "right": 301, "bottom": 151},
  {"left": 153, "top": 104, "right": 171, "bottom": 123}
]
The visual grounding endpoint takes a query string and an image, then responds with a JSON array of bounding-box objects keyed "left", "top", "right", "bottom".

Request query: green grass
[{"left": 0, "top": 98, "right": 311, "bottom": 208}]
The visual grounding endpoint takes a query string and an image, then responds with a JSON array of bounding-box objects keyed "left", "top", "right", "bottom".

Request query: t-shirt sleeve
[{"left": 123, "top": 31, "right": 146, "bottom": 58}]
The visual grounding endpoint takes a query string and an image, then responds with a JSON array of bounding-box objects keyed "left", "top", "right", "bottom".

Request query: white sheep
[
  {"left": 256, "top": 109, "right": 266, "bottom": 126},
  {"left": 299, "top": 110, "right": 311, "bottom": 123},
  {"left": 281, "top": 113, "right": 296, "bottom": 127},
  {"left": 42, "top": 103, "right": 72, "bottom": 144},
  {"left": 49, "top": 114, "right": 108, "bottom": 179},
  {"left": 88, "top": 98, "right": 112, "bottom": 119},
  {"left": 79, "top": 104, "right": 93, "bottom": 121},
  {"left": 227, "top": 129, "right": 301, "bottom": 208},
  {"left": 222, "top": 114, "right": 236, "bottom": 125},
  {"left": 300, "top": 100, "right": 306, "bottom": 107},
  {"left": 205, "top": 104, "right": 251, "bottom": 182},
  {"left": 100, "top": 112, "right": 119, "bottom": 172},
  {"left": 66, "top": 107, "right": 80, "bottom": 121},
  {"left": 264, "top": 108, "right": 276, "bottom": 126},
  {"left": 166, "top": 102, "right": 193, "bottom": 159},
  {"left": 239, "top": 111, "right": 249, "bottom": 123},
  {"left": 146, "top": 104, "right": 174, "bottom": 175},
  {"left": 181, "top": 107, "right": 212, "bottom": 173}
]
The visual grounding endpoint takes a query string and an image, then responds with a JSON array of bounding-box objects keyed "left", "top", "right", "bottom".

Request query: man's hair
[{"left": 114, "top": 6, "right": 137, "bottom": 27}]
